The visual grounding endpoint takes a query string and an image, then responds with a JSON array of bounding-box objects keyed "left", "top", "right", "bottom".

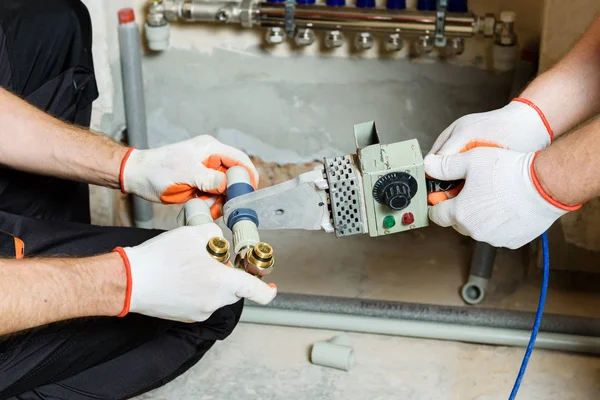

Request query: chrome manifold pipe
[{"left": 151, "top": 0, "right": 497, "bottom": 38}]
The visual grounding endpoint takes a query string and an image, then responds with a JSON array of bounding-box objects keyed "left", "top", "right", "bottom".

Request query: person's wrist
[
  {"left": 531, "top": 150, "right": 582, "bottom": 211},
  {"left": 99, "top": 252, "right": 129, "bottom": 316},
  {"left": 118, "top": 147, "right": 136, "bottom": 194},
  {"left": 111, "top": 248, "right": 132, "bottom": 317},
  {"left": 72, "top": 253, "right": 129, "bottom": 317},
  {"left": 510, "top": 97, "right": 554, "bottom": 144}
]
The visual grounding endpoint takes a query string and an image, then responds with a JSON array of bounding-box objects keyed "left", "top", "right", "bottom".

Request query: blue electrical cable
[{"left": 508, "top": 232, "right": 550, "bottom": 399}]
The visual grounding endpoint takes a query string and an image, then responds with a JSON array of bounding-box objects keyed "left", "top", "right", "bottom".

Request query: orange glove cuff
[
  {"left": 119, "top": 148, "right": 136, "bottom": 194},
  {"left": 512, "top": 98, "right": 554, "bottom": 143},
  {"left": 112, "top": 247, "right": 133, "bottom": 318},
  {"left": 530, "top": 151, "right": 582, "bottom": 212}
]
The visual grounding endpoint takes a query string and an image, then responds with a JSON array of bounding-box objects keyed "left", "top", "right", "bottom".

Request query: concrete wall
[
  {"left": 83, "top": 0, "right": 545, "bottom": 227},
  {"left": 539, "top": 0, "right": 600, "bottom": 73}
]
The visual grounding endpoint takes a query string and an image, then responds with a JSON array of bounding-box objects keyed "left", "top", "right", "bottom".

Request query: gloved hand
[
  {"left": 426, "top": 98, "right": 553, "bottom": 205},
  {"left": 424, "top": 148, "right": 580, "bottom": 249},
  {"left": 428, "top": 98, "right": 553, "bottom": 156},
  {"left": 113, "top": 223, "right": 276, "bottom": 322},
  {"left": 120, "top": 135, "right": 259, "bottom": 219}
]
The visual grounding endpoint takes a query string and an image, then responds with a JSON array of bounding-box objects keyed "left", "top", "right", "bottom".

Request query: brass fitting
[
  {"left": 206, "top": 236, "right": 231, "bottom": 264},
  {"left": 235, "top": 242, "right": 275, "bottom": 278}
]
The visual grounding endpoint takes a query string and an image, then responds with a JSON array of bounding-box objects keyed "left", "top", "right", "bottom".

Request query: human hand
[
  {"left": 426, "top": 98, "right": 554, "bottom": 205},
  {"left": 424, "top": 148, "right": 579, "bottom": 249},
  {"left": 120, "top": 135, "right": 259, "bottom": 219},
  {"left": 428, "top": 98, "right": 553, "bottom": 156},
  {"left": 113, "top": 223, "right": 276, "bottom": 322}
]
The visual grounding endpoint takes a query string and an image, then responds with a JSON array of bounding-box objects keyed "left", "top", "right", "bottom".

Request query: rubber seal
[{"left": 227, "top": 208, "right": 259, "bottom": 229}]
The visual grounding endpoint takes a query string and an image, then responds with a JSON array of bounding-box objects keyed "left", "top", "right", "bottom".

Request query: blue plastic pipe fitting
[
  {"left": 225, "top": 181, "right": 258, "bottom": 230},
  {"left": 417, "top": 0, "right": 436, "bottom": 11},
  {"left": 386, "top": 0, "right": 406, "bottom": 9},
  {"left": 448, "top": 0, "right": 468, "bottom": 12},
  {"left": 356, "top": 0, "right": 375, "bottom": 8}
]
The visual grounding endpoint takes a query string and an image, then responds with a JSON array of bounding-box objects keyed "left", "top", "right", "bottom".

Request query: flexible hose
[{"left": 509, "top": 232, "right": 549, "bottom": 399}]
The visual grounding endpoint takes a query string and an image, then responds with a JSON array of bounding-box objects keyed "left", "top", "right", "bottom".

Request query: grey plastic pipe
[
  {"left": 241, "top": 306, "right": 600, "bottom": 355},
  {"left": 462, "top": 242, "right": 497, "bottom": 305},
  {"left": 118, "top": 9, "right": 153, "bottom": 229},
  {"left": 263, "top": 293, "right": 600, "bottom": 337}
]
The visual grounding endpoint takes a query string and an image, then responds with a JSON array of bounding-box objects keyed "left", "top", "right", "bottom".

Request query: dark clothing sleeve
[{"left": 0, "top": 2, "right": 242, "bottom": 399}]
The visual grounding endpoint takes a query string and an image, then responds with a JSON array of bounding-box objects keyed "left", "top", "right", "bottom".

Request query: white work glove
[
  {"left": 113, "top": 223, "right": 277, "bottom": 322},
  {"left": 428, "top": 98, "right": 553, "bottom": 156},
  {"left": 120, "top": 135, "right": 259, "bottom": 219},
  {"left": 426, "top": 98, "right": 554, "bottom": 206},
  {"left": 424, "top": 148, "right": 580, "bottom": 249}
]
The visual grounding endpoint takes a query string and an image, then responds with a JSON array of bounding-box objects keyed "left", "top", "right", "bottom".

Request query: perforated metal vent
[{"left": 324, "top": 155, "right": 365, "bottom": 237}]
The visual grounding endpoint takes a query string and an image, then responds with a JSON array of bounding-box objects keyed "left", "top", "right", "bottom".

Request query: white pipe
[
  {"left": 226, "top": 166, "right": 252, "bottom": 187},
  {"left": 241, "top": 307, "right": 600, "bottom": 355},
  {"left": 183, "top": 198, "right": 212, "bottom": 226}
]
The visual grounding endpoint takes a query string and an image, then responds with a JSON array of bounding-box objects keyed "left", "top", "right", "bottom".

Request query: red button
[{"left": 402, "top": 212, "right": 414, "bottom": 225}]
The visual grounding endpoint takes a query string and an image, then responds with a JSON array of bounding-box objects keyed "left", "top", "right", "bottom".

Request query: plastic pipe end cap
[
  {"left": 500, "top": 10, "right": 516, "bottom": 23},
  {"left": 118, "top": 8, "right": 135, "bottom": 24}
]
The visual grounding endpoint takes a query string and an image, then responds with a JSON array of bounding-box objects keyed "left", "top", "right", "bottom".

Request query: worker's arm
[
  {"left": 0, "top": 223, "right": 276, "bottom": 336},
  {"left": 534, "top": 116, "right": 600, "bottom": 206},
  {"left": 428, "top": 15, "right": 600, "bottom": 156},
  {"left": 0, "top": 87, "right": 128, "bottom": 189},
  {"left": 521, "top": 15, "right": 600, "bottom": 137},
  {"left": 0, "top": 87, "right": 258, "bottom": 216},
  {"left": 423, "top": 117, "right": 600, "bottom": 249},
  {"left": 0, "top": 253, "right": 126, "bottom": 335}
]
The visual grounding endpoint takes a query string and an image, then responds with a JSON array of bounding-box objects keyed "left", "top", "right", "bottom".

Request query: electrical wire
[{"left": 508, "top": 232, "right": 550, "bottom": 399}]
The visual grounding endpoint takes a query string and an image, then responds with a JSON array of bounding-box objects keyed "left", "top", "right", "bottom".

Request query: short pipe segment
[
  {"left": 183, "top": 198, "right": 231, "bottom": 265},
  {"left": 225, "top": 167, "right": 275, "bottom": 277}
]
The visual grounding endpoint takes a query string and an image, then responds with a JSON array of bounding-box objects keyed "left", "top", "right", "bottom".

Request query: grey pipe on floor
[
  {"left": 257, "top": 293, "right": 600, "bottom": 338},
  {"left": 118, "top": 9, "right": 154, "bottom": 229},
  {"left": 242, "top": 306, "right": 600, "bottom": 355},
  {"left": 462, "top": 242, "right": 497, "bottom": 305}
]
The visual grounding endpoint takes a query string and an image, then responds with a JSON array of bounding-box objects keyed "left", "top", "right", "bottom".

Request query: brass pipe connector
[
  {"left": 206, "top": 236, "right": 231, "bottom": 264},
  {"left": 235, "top": 242, "right": 275, "bottom": 278}
]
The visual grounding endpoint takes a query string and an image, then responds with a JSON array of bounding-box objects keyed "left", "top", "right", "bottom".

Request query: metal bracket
[
  {"left": 222, "top": 168, "right": 334, "bottom": 232},
  {"left": 434, "top": 0, "right": 448, "bottom": 47},
  {"left": 284, "top": 0, "right": 296, "bottom": 36}
]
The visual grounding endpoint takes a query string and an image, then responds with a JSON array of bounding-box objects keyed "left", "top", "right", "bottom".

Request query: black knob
[{"left": 372, "top": 172, "right": 418, "bottom": 211}]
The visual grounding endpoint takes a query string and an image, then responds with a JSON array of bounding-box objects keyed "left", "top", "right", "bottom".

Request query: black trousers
[{"left": 0, "top": 1, "right": 243, "bottom": 399}]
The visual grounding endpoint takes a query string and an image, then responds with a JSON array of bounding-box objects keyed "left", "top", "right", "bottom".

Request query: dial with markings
[{"left": 372, "top": 172, "right": 418, "bottom": 211}]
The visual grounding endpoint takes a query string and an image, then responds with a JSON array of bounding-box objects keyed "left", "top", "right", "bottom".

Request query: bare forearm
[
  {"left": 0, "top": 88, "right": 129, "bottom": 188},
  {"left": 521, "top": 15, "right": 600, "bottom": 137},
  {"left": 534, "top": 116, "right": 600, "bottom": 206},
  {"left": 0, "top": 253, "right": 126, "bottom": 335}
]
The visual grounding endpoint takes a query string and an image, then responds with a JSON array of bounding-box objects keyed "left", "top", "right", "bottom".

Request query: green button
[{"left": 383, "top": 215, "right": 396, "bottom": 229}]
